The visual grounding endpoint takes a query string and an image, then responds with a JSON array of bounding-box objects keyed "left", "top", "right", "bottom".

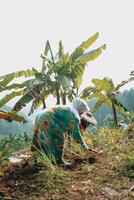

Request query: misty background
[{"left": 0, "top": 0, "right": 134, "bottom": 130}]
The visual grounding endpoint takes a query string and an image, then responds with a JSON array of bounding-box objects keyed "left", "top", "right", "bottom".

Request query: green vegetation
[
  {"left": 80, "top": 74, "right": 134, "bottom": 127},
  {"left": 0, "top": 105, "right": 33, "bottom": 135},
  {"left": 0, "top": 36, "right": 133, "bottom": 200},
  {"left": 0, "top": 132, "right": 32, "bottom": 165},
  {"left": 0, "top": 33, "right": 106, "bottom": 115},
  {"left": 88, "top": 88, "right": 134, "bottom": 127},
  {"left": 0, "top": 127, "right": 133, "bottom": 199}
]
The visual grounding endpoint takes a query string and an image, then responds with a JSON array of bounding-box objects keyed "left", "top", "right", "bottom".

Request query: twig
[
  {"left": 88, "top": 148, "right": 102, "bottom": 154},
  {"left": 119, "top": 184, "right": 134, "bottom": 200}
]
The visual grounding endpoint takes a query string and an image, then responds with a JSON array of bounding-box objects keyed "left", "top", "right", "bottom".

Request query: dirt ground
[
  {"left": 0, "top": 150, "right": 133, "bottom": 200},
  {"left": 0, "top": 128, "right": 134, "bottom": 200}
]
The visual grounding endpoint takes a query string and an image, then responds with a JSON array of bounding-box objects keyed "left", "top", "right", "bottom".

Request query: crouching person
[{"left": 31, "top": 98, "right": 97, "bottom": 166}]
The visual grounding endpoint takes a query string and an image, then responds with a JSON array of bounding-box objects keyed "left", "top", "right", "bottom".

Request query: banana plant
[
  {"left": 80, "top": 73, "right": 133, "bottom": 127},
  {"left": 14, "top": 33, "right": 106, "bottom": 114},
  {"left": 45, "top": 32, "right": 106, "bottom": 103},
  {"left": 30, "top": 32, "right": 106, "bottom": 108},
  {"left": 0, "top": 33, "right": 106, "bottom": 115}
]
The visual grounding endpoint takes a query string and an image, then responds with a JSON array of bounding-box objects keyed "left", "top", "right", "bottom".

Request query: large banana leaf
[
  {"left": 90, "top": 92, "right": 107, "bottom": 102},
  {"left": 91, "top": 95, "right": 110, "bottom": 112},
  {"left": 0, "top": 83, "right": 26, "bottom": 92},
  {"left": 29, "top": 87, "right": 54, "bottom": 115},
  {"left": 92, "top": 100, "right": 104, "bottom": 112},
  {"left": 28, "top": 98, "right": 43, "bottom": 115},
  {"left": 114, "top": 98, "right": 128, "bottom": 112},
  {"left": 53, "top": 61, "right": 71, "bottom": 77},
  {"left": 0, "top": 68, "right": 37, "bottom": 87},
  {"left": 13, "top": 92, "right": 36, "bottom": 112},
  {"left": 114, "top": 103, "right": 130, "bottom": 117},
  {"left": 70, "top": 47, "right": 84, "bottom": 63},
  {"left": 80, "top": 32, "right": 99, "bottom": 50},
  {"left": 58, "top": 40, "right": 64, "bottom": 58},
  {"left": 41, "top": 40, "right": 50, "bottom": 72},
  {"left": 35, "top": 72, "right": 44, "bottom": 81},
  {"left": 80, "top": 86, "right": 97, "bottom": 100},
  {"left": 0, "top": 111, "right": 27, "bottom": 123},
  {"left": 115, "top": 80, "right": 129, "bottom": 91},
  {"left": 73, "top": 75, "right": 83, "bottom": 89},
  {"left": 75, "top": 44, "right": 106, "bottom": 65},
  {"left": 115, "top": 71, "right": 134, "bottom": 91},
  {"left": 13, "top": 82, "right": 52, "bottom": 112},
  {"left": 55, "top": 75, "right": 72, "bottom": 89},
  {"left": 56, "top": 53, "right": 70, "bottom": 66},
  {"left": 12, "top": 84, "right": 43, "bottom": 112},
  {"left": 70, "top": 32, "right": 99, "bottom": 63},
  {"left": 8, "top": 111, "right": 27, "bottom": 123},
  {"left": 92, "top": 78, "right": 114, "bottom": 92},
  {"left": 71, "top": 64, "right": 84, "bottom": 88},
  {"left": 0, "top": 78, "right": 38, "bottom": 93},
  {"left": 0, "top": 91, "right": 23, "bottom": 107}
]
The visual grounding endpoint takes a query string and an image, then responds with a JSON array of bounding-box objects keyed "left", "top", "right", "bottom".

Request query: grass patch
[{"left": 0, "top": 127, "right": 133, "bottom": 200}]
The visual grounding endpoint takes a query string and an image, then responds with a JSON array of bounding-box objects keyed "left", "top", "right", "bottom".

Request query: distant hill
[
  {"left": 0, "top": 105, "right": 33, "bottom": 135},
  {"left": 0, "top": 89, "right": 133, "bottom": 134}
]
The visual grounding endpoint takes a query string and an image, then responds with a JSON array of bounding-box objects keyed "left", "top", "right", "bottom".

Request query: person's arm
[{"left": 71, "top": 119, "right": 88, "bottom": 150}]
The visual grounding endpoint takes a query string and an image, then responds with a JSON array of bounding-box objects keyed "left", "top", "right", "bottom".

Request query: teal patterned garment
[{"left": 32, "top": 106, "right": 87, "bottom": 163}]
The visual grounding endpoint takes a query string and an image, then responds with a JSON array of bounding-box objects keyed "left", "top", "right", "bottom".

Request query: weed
[
  {"left": 121, "top": 153, "right": 134, "bottom": 178},
  {"left": 32, "top": 147, "right": 71, "bottom": 187}
]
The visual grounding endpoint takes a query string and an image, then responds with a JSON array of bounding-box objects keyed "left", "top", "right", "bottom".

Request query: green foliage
[
  {"left": 80, "top": 32, "right": 99, "bottom": 49},
  {"left": 121, "top": 153, "right": 134, "bottom": 178},
  {"left": 64, "top": 138, "right": 88, "bottom": 160},
  {"left": 0, "top": 133, "right": 32, "bottom": 164},
  {"left": 92, "top": 78, "right": 114, "bottom": 92},
  {"left": 0, "top": 105, "right": 33, "bottom": 135},
  {"left": 0, "top": 126, "right": 134, "bottom": 199},
  {"left": 75, "top": 44, "right": 106, "bottom": 65},
  {"left": 117, "top": 88, "right": 134, "bottom": 112},
  {"left": 87, "top": 89, "right": 134, "bottom": 127},
  {"left": 33, "top": 148, "right": 70, "bottom": 186},
  {"left": 104, "top": 114, "right": 115, "bottom": 128},
  {"left": 80, "top": 77, "right": 133, "bottom": 127},
  {"left": 0, "top": 91, "right": 23, "bottom": 107},
  {"left": 0, "top": 68, "right": 37, "bottom": 90},
  {"left": 0, "top": 33, "right": 106, "bottom": 115}
]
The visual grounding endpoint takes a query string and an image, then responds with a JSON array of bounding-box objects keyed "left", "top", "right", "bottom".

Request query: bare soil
[{"left": 0, "top": 130, "right": 134, "bottom": 200}]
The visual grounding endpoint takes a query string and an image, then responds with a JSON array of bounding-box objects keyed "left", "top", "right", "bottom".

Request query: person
[{"left": 31, "top": 98, "right": 97, "bottom": 166}]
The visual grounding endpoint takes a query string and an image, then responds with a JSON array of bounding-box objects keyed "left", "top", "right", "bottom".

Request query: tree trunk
[
  {"left": 62, "top": 94, "right": 66, "bottom": 105},
  {"left": 112, "top": 100, "right": 118, "bottom": 128},
  {"left": 56, "top": 88, "right": 60, "bottom": 105},
  {"left": 42, "top": 100, "right": 46, "bottom": 109}
]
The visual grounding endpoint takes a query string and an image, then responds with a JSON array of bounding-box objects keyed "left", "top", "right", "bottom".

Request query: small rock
[
  {"left": 102, "top": 186, "right": 119, "bottom": 199},
  {"left": 115, "top": 156, "right": 122, "bottom": 161},
  {"left": 81, "top": 179, "right": 91, "bottom": 185},
  {"left": 130, "top": 191, "right": 134, "bottom": 197}
]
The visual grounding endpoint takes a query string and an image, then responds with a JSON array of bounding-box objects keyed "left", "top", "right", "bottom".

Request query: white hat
[
  {"left": 71, "top": 98, "right": 90, "bottom": 121},
  {"left": 81, "top": 111, "right": 97, "bottom": 125}
]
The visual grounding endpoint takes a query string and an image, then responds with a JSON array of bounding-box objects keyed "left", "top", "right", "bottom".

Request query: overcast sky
[{"left": 0, "top": 0, "right": 134, "bottom": 92}]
